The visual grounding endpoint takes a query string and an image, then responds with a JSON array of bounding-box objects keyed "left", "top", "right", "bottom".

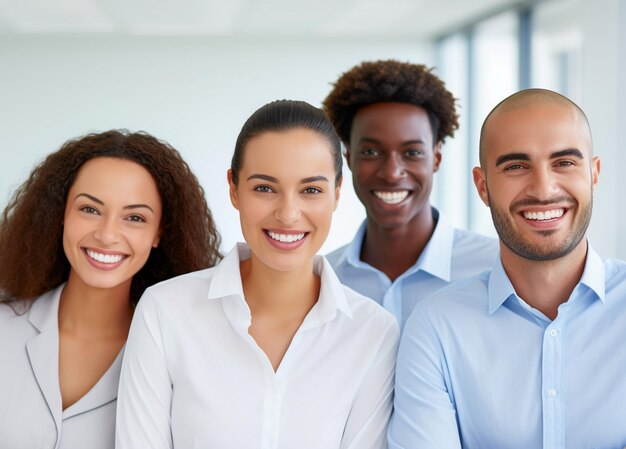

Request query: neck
[
  {"left": 58, "top": 272, "right": 134, "bottom": 339},
  {"left": 500, "top": 238, "right": 588, "bottom": 320},
  {"left": 361, "top": 206, "right": 436, "bottom": 281},
  {"left": 240, "top": 254, "right": 319, "bottom": 318}
]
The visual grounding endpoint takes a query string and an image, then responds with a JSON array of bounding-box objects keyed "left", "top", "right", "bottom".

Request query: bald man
[{"left": 389, "top": 89, "right": 626, "bottom": 449}]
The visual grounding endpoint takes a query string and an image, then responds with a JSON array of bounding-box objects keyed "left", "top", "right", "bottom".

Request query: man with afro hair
[{"left": 323, "top": 59, "right": 497, "bottom": 329}]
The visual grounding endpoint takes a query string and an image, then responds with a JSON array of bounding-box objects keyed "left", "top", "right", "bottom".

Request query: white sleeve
[
  {"left": 340, "top": 319, "right": 400, "bottom": 449},
  {"left": 115, "top": 291, "right": 173, "bottom": 449}
]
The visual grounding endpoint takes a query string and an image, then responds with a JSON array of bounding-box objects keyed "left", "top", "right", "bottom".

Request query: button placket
[{"left": 542, "top": 315, "right": 567, "bottom": 449}]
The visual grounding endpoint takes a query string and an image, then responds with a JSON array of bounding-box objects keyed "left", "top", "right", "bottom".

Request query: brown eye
[
  {"left": 79, "top": 205, "right": 99, "bottom": 215},
  {"left": 361, "top": 148, "right": 379, "bottom": 157},
  {"left": 303, "top": 187, "right": 322, "bottom": 194},
  {"left": 126, "top": 215, "right": 146, "bottom": 223}
]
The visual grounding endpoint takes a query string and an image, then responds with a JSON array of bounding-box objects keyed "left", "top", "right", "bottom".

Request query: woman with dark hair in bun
[
  {"left": 0, "top": 130, "right": 221, "bottom": 449},
  {"left": 116, "top": 101, "right": 399, "bottom": 449}
]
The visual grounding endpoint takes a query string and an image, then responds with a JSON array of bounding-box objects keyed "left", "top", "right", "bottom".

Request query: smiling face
[
  {"left": 228, "top": 128, "right": 340, "bottom": 274},
  {"left": 63, "top": 157, "right": 162, "bottom": 294},
  {"left": 347, "top": 102, "right": 441, "bottom": 231},
  {"left": 473, "top": 101, "right": 599, "bottom": 261}
]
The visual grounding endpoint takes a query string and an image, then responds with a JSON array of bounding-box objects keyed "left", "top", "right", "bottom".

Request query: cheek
[
  {"left": 352, "top": 162, "right": 374, "bottom": 181},
  {"left": 308, "top": 199, "right": 335, "bottom": 225},
  {"left": 130, "top": 228, "right": 161, "bottom": 255},
  {"left": 236, "top": 197, "right": 266, "bottom": 230}
]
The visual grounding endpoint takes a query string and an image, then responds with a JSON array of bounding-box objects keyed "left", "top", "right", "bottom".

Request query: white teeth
[
  {"left": 374, "top": 190, "right": 409, "bottom": 204},
  {"left": 268, "top": 231, "right": 305, "bottom": 243},
  {"left": 523, "top": 209, "right": 565, "bottom": 221},
  {"left": 86, "top": 249, "right": 124, "bottom": 264}
]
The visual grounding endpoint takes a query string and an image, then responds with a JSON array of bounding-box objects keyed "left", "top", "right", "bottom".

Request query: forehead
[
  {"left": 482, "top": 102, "right": 592, "bottom": 162},
  {"left": 241, "top": 129, "right": 335, "bottom": 177},
  {"left": 70, "top": 157, "right": 159, "bottom": 198},
  {"left": 350, "top": 102, "right": 433, "bottom": 144}
]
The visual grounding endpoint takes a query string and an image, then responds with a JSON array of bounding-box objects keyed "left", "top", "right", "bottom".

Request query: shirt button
[
  {"left": 549, "top": 329, "right": 558, "bottom": 337},
  {"left": 548, "top": 388, "right": 557, "bottom": 398}
]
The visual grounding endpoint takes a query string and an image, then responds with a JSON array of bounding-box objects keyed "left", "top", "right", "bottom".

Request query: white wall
[{"left": 0, "top": 36, "right": 432, "bottom": 253}]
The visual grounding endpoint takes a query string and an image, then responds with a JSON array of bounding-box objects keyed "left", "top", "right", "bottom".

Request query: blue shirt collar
[
  {"left": 208, "top": 243, "right": 352, "bottom": 319},
  {"left": 488, "top": 242, "right": 606, "bottom": 314},
  {"left": 343, "top": 208, "right": 454, "bottom": 282}
]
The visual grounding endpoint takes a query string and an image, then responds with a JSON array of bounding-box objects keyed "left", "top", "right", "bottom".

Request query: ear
[
  {"left": 152, "top": 232, "right": 161, "bottom": 248},
  {"left": 591, "top": 156, "right": 601, "bottom": 190},
  {"left": 333, "top": 177, "right": 343, "bottom": 211},
  {"left": 433, "top": 141, "right": 443, "bottom": 172},
  {"left": 227, "top": 169, "right": 239, "bottom": 210},
  {"left": 344, "top": 145, "right": 352, "bottom": 170},
  {"left": 472, "top": 166, "right": 490, "bottom": 207}
]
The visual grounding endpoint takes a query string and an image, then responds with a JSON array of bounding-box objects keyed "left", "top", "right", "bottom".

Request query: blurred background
[{"left": 1, "top": 0, "right": 624, "bottom": 257}]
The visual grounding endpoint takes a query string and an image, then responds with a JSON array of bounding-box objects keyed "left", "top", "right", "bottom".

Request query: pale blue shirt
[
  {"left": 389, "top": 245, "right": 626, "bottom": 449},
  {"left": 327, "top": 210, "right": 498, "bottom": 329}
]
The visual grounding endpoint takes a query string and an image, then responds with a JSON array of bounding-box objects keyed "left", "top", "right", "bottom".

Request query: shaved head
[{"left": 479, "top": 88, "right": 592, "bottom": 168}]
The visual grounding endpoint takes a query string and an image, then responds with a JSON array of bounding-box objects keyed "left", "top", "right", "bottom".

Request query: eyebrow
[
  {"left": 246, "top": 174, "right": 329, "bottom": 184},
  {"left": 495, "top": 153, "right": 530, "bottom": 167},
  {"left": 550, "top": 148, "right": 584, "bottom": 159},
  {"left": 494, "top": 148, "right": 585, "bottom": 167},
  {"left": 359, "top": 137, "right": 426, "bottom": 146},
  {"left": 74, "top": 193, "right": 155, "bottom": 213}
]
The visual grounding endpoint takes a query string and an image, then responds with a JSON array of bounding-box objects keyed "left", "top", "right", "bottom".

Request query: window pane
[
  {"left": 470, "top": 11, "right": 519, "bottom": 235},
  {"left": 531, "top": 0, "right": 582, "bottom": 102},
  {"left": 435, "top": 33, "right": 469, "bottom": 229}
]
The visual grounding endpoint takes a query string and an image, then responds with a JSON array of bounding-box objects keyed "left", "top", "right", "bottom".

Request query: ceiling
[{"left": 0, "top": 0, "right": 530, "bottom": 38}]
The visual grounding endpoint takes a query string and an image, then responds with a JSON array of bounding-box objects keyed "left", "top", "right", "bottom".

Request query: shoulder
[
  {"left": 409, "top": 270, "right": 491, "bottom": 328},
  {"left": 325, "top": 243, "right": 349, "bottom": 268},
  {"left": 0, "top": 290, "right": 56, "bottom": 343},
  {"left": 0, "top": 289, "right": 54, "bottom": 325},
  {"left": 450, "top": 228, "right": 499, "bottom": 274},
  {"left": 0, "top": 301, "right": 28, "bottom": 328},
  {"left": 342, "top": 284, "right": 399, "bottom": 339},
  {"left": 137, "top": 267, "right": 216, "bottom": 312},
  {"left": 452, "top": 228, "right": 498, "bottom": 252},
  {"left": 603, "top": 258, "right": 626, "bottom": 288}
]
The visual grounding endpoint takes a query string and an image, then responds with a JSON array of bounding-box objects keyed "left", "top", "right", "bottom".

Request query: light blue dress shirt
[
  {"left": 389, "top": 245, "right": 626, "bottom": 449},
  {"left": 327, "top": 209, "right": 498, "bottom": 329}
]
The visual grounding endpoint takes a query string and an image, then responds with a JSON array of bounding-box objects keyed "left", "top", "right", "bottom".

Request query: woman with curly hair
[
  {"left": 116, "top": 100, "right": 398, "bottom": 449},
  {"left": 0, "top": 130, "right": 221, "bottom": 449},
  {"left": 323, "top": 59, "right": 498, "bottom": 329}
]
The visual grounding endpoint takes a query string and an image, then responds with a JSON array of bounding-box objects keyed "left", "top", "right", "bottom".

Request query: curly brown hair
[
  {"left": 0, "top": 130, "right": 221, "bottom": 305},
  {"left": 323, "top": 60, "right": 459, "bottom": 146}
]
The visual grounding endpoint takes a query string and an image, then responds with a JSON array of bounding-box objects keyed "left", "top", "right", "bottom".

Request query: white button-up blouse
[{"left": 116, "top": 243, "right": 399, "bottom": 449}]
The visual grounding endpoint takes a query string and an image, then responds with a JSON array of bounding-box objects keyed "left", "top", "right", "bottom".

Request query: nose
[
  {"left": 377, "top": 153, "right": 406, "bottom": 182},
  {"left": 527, "top": 165, "right": 560, "bottom": 201},
  {"left": 274, "top": 193, "right": 301, "bottom": 226},
  {"left": 93, "top": 216, "right": 121, "bottom": 245}
]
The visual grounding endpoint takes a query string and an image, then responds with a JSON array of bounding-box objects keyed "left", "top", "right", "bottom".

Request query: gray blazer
[{"left": 0, "top": 284, "right": 122, "bottom": 449}]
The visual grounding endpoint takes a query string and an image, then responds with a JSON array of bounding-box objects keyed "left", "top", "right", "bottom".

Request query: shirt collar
[
  {"left": 488, "top": 256, "right": 516, "bottom": 314},
  {"left": 207, "top": 243, "right": 352, "bottom": 320},
  {"left": 27, "top": 283, "right": 65, "bottom": 332},
  {"left": 577, "top": 244, "right": 605, "bottom": 303},
  {"left": 206, "top": 242, "right": 248, "bottom": 301},
  {"left": 488, "top": 242, "right": 606, "bottom": 314},
  {"left": 344, "top": 208, "right": 454, "bottom": 282}
]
